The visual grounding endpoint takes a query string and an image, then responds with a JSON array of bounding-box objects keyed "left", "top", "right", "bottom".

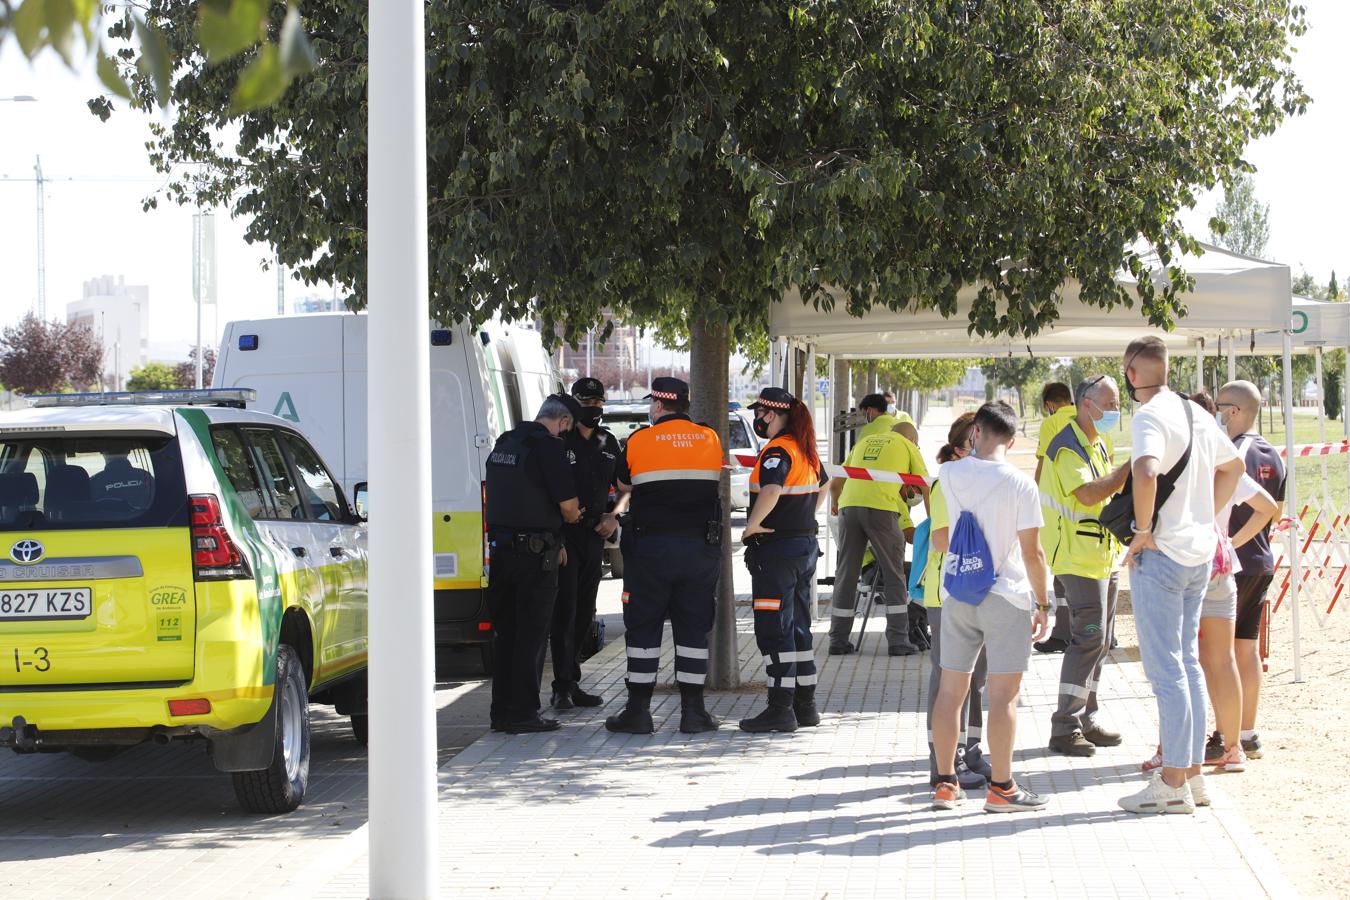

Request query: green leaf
[
  {"left": 12, "top": 0, "right": 49, "bottom": 58},
  {"left": 134, "top": 16, "right": 173, "bottom": 107},
  {"left": 197, "top": 0, "right": 267, "bottom": 62},
  {"left": 43, "top": 0, "right": 79, "bottom": 66},
  {"left": 278, "top": 5, "right": 315, "bottom": 77},
  {"left": 96, "top": 48, "right": 132, "bottom": 100},
  {"left": 230, "top": 44, "right": 288, "bottom": 114}
]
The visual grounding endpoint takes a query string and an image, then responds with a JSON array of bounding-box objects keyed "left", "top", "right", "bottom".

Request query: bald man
[{"left": 1216, "top": 380, "right": 1286, "bottom": 761}]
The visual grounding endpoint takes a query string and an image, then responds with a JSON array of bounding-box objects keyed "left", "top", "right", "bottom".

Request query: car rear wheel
[
  {"left": 231, "top": 644, "right": 311, "bottom": 814},
  {"left": 479, "top": 642, "right": 495, "bottom": 675},
  {"left": 351, "top": 713, "right": 369, "bottom": 746},
  {"left": 607, "top": 547, "right": 624, "bottom": 580}
]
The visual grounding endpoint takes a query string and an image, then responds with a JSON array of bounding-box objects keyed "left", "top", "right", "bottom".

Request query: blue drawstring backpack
[
  {"left": 942, "top": 480, "right": 996, "bottom": 605},
  {"left": 908, "top": 517, "right": 931, "bottom": 602}
]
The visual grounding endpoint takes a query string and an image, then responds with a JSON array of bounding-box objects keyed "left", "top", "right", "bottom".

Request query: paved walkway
[{"left": 295, "top": 607, "right": 1294, "bottom": 900}]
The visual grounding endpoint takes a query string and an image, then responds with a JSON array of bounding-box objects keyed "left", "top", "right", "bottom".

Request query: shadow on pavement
[{"left": 0, "top": 646, "right": 491, "bottom": 866}]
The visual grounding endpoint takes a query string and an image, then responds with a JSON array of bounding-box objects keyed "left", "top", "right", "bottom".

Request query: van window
[
  {"left": 210, "top": 427, "right": 273, "bottom": 520},
  {"left": 0, "top": 435, "right": 187, "bottom": 531},
  {"left": 243, "top": 428, "right": 305, "bottom": 520},
  {"left": 281, "top": 433, "right": 344, "bottom": 521}
]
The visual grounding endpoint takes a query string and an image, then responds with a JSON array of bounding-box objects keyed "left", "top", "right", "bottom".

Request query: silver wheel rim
[{"left": 281, "top": 674, "right": 305, "bottom": 782}]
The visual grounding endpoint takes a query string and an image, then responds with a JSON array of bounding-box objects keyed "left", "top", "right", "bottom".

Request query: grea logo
[{"left": 10, "top": 539, "right": 45, "bottom": 565}]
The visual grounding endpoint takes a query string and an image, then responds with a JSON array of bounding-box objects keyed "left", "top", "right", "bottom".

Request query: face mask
[
  {"left": 1096, "top": 409, "right": 1121, "bottom": 432},
  {"left": 752, "top": 416, "right": 771, "bottom": 439},
  {"left": 886, "top": 403, "right": 897, "bottom": 415},
  {"left": 578, "top": 407, "right": 603, "bottom": 429}
]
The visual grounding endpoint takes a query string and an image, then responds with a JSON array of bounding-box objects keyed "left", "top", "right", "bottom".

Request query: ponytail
[
  {"left": 782, "top": 403, "right": 820, "bottom": 470},
  {"left": 937, "top": 412, "right": 977, "bottom": 464}
]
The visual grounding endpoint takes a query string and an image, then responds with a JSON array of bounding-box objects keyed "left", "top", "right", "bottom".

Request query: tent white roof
[
  {"left": 1245, "top": 295, "right": 1350, "bottom": 353},
  {"left": 770, "top": 242, "right": 1293, "bottom": 358}
]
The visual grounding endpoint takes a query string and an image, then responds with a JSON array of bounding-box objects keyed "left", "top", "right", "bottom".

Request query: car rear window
[{"left": 0, "top": 435, "right": 188, "bottom": 531}]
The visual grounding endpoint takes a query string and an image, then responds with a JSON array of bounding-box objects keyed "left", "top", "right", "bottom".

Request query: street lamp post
[{"left": 368, "top": 1, "right": 438, "bottom": 897}]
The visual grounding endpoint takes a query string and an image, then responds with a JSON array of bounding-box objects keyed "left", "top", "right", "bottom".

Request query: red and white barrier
[{"left": 732, "top": 453, "right": 930, "bottom": 488}]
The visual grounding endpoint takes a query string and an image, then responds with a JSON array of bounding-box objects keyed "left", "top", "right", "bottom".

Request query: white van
[{"left": 213, "top": 313, "right": 561, "bottom": 669}]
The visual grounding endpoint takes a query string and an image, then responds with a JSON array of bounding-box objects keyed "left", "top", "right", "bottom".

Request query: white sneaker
[
  {"left": 1187, "top": 773, "right": 1211, "bottom": 807},
  {"left": 1118, "top": 772, "right": 1195, "bottom": 815}
]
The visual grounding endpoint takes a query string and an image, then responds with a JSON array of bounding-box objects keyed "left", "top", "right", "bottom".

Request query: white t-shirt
[
  {"left": 1131, "top": 391, "right": 1241, "bottom": 566},
  {"left": 937, "top": 456, "right": 1044, "bottom": 610},
  {"left": 1218, "top": 474, "right": 1261, "bottom": 534}
]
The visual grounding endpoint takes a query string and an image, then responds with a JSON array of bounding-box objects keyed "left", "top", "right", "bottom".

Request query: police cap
[
  {"left": 747, "top": 386, "right": 797, "bottom": 412},
  {"left": 571, "top": 377, "right": 607, "bottom": 402},
  {"left": 643, "top": 376, "right": 689, "bottom": 403}
]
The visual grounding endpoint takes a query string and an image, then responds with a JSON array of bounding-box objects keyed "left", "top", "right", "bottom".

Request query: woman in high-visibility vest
[{"left": 739, "top": 387, "right": 828, "bottom": 733}]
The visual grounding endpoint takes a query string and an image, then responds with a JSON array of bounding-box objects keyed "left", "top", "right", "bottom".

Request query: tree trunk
[
  {"left": 851, "top": 360, "right": 868, "bottom": 404},
  {"left": 689, "top": 315, "right": 739, "bottom": 690},
  {"left": 867, "top": 360, "right": 879, "bottom": 394}
]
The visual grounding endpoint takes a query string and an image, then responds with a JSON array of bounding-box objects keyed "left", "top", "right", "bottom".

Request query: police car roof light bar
[{"left": 26, "top": 388, "right": 257, "bottom": 409}]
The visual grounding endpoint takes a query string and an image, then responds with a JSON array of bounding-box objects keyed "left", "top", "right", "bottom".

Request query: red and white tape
[
  {"left": 732, "top": 453, "right": 930, "bottom": 488},
  {"left": 1282, "top": 440, "right": 1350, "bottom": 459}
]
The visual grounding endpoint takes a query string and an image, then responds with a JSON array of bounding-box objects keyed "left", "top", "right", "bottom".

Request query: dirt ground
[{"left": 1112, "top": 589, "right": 1349, "bottom": 900}]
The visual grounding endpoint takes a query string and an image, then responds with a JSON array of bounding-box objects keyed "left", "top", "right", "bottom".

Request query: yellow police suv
[{"left": 0, "top": 389, "right": 368, "bottom": 813}]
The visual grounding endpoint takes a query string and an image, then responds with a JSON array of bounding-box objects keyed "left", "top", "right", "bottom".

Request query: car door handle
[
  {"left": 329, "top": 546, "right": 345, "bottom": 558},
  {"left": 291, "top": 546, "right": 308, "bottom": 558}
]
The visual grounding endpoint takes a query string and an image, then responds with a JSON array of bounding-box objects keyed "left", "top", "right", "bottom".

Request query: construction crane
[{"left": 0, "top": 157, "right": 161, "bottom": 319}]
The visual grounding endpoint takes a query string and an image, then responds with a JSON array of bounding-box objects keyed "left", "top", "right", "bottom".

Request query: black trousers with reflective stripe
[
  {"left": 550, "top": 526, "right": 604, "bottom": 690},
  {"left": 621, "top": 533, "right": 719, "bottom": 686},
  {"left": 746, "top": 536, "right": 818, "bottom": 690},
  {"left": 487, "top": 542, "right": 559, "bottom": 724}
]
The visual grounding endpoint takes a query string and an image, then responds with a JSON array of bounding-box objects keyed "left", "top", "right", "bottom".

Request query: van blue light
[
  {"left": 430, "top": 329, "right": 453, "bottom": 346},
  {"left": 239, "top": 334, "right": 260, "bottom": 351}
]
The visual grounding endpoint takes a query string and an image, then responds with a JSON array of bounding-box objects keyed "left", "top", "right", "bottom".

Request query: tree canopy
[
  {"left": 109, "top": 0, "right": 1306, "bottom": 349},
  {"left": 1210, "top": 173, "right": 1272, "bottom": 259},
  {"left": 0, "top": 314, "right": 103, "bottom": 395}
]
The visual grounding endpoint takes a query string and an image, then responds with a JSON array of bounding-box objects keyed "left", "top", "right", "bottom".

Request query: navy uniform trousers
[
  {"left": 744, "top": 536, "right": 819, "bottom": 690},
  {"left": 621, "top": 533, "right": 720, "bottom": 686}
]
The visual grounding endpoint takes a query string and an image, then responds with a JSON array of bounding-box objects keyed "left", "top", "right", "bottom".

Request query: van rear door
[{"left": 0, "top": 432, "right": 196, "bottom": 687}]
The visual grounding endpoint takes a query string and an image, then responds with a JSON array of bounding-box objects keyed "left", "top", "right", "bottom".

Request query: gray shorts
[
  {"left": 939, "top": 593, "right": 1034, "bottom": 675},
  {"left": 1202, "top": 573, "right": 1237, "bottom": 620}
]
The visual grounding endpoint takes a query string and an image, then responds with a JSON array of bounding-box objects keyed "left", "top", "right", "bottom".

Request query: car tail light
[
  {"left": 168, "top": 698, "right": 212, "bottom": 716},
  {"left": 478, "top": 621, "right": 492, "bottom": 632},
  {"left": 190, "top": 494, "right": 252, "bottom": 581}
]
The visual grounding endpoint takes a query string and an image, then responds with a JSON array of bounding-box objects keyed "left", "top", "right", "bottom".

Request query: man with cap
[
  {"left": 485, "top": 393, "right": 583, "bottom": 734},
  {"left": 550, "top": 377, "right": 623, "bottom": 710},
  {"left": 606, "top": 377, "right": 725, "bottom": 735}
]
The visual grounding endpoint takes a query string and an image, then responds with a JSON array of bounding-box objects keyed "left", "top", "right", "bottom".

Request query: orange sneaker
[
  {"left": 931, "top": 781, "right": 964, "bottom": 811},
  {"left": 1215, "top": 745, "right": 1247, "bottom": 773},
  {"left": 984, "top": 781, "right": 1049, "bottom": 813}
]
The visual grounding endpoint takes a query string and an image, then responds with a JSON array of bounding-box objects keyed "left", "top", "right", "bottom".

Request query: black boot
[
  {"left": 739, "top": 687, "right": 798, "bottom": 733},
  {"left": 604, "top": 682, "right": 655, "bottom": 734},
  {"left": 792, "top": 684, "right": 821, "bottom": 727},
  {"left": 678, "top": 683, "right": 720, "bottom": 734}
]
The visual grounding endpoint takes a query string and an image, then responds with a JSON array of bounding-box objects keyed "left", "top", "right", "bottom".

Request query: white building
[{"left": 67, "top": 275, "right": 150, "bottom": 390}]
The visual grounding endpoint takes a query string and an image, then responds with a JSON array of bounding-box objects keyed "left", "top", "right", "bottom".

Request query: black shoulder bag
[{"left": 1099, "top": 394, "right": 1193, "bottom": 544}]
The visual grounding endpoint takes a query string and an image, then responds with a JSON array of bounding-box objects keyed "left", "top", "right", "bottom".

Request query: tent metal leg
[
  {"left": 1282, "top": 331, "right": 1303, "bottom": 683},
  {"left": 771, "top": 339, "right": 784, "bottom": 389},
  {"left": 1195, "top": 340, "right": 1205, "bottom": 393},
  {"left": 1227, "top": 333, "right": 1237, "bottom": 383}
]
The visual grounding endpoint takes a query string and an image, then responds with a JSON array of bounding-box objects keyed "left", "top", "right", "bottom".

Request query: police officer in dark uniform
[
  {"left": 485, "top": 393, "right": 583, "bottom": 734},
  {"left": 605, "top": 377, "right": 724, "bottom": 735},
  {"left": 550, "top": 377, "right": 622, "bottom": 710}
]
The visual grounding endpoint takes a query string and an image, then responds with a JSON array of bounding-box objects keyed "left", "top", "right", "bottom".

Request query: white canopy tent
[
  {"left": 770, "top": 242, "right": 1323, "bottom": 683},
  {"left": 772, "top": 242, "right": 1292, "bottom": 357}
]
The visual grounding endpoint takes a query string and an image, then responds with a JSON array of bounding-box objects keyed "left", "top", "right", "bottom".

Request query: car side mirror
[{"left": 352, "top": 482, "right": 369, "bottom": 522}]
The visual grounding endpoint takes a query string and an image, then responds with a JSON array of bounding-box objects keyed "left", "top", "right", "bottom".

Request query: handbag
[{"left": 1099, "top": 394, "right": 1193, "bottom": 544}]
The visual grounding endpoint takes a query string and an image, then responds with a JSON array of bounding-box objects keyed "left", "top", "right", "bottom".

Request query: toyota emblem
[{"left": 10, "top": 539, "right": 44, "bottom": 565}]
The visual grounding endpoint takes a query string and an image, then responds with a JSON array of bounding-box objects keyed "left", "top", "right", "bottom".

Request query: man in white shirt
[
  {"left": 929, "top": 401, "right": 1052, "bottom": 814},
  {"left": 1117, "top": 337, "right": 1244, "bottom": 815}
]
